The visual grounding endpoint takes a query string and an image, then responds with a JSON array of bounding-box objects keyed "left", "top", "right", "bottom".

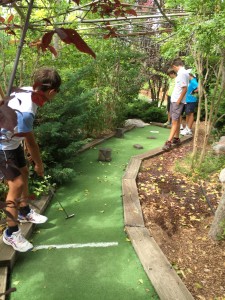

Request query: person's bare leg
[
  {"left": 187, "top": 113, "right": 194, "bottom": 129},
  {"left": 180, "top": 115, "right": 183, "bottom": 128},
  {"left": 168, "top": 119, "right": 179, "bottom": 141},
  {"left": 174, "top": 118, "right": 180, "bottom": 138},
  {"left": 4, "top": 171, "right": 33, "bottom": 252},
  {"left": 185, "top": 115, "right": 190, "bottom": 128},
  {"left": 6, "top": 175, "right": 24, "bottom": 227},
  {"left": 19, "top": 166, "right": 29, "bottom": 208}
]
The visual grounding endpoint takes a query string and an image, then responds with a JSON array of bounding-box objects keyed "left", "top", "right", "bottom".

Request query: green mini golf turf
[{"left": 10, "top": 125, "right": 169, "bottom": 300}]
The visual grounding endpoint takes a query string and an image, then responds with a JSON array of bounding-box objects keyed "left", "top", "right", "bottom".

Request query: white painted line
[{"left": 33, "top": 242, "right": 118, "bottom": 251}]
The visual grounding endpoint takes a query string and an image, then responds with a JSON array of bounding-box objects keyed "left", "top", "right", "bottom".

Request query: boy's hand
[{"left": 34, "top": 164, "right": 44, "bottom": 177}]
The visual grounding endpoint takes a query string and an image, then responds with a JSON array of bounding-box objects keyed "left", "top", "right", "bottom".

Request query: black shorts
[
  {"left": 0, "top": 145, "right": 26, "bottom": 180},
  {"left": 185, "top": 102, "right": 197, "bottom": 114}
]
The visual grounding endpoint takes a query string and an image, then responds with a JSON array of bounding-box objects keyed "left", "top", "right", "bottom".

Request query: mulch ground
[{"left": 137, "top": 137, "right": 225, "bottom": 300}]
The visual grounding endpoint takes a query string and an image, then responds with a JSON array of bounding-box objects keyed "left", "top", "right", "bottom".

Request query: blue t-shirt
[
  {"left": 186, "top": 78, "right": 198, "bottom": 103},
  {"left": 0, "top": 87, "right": 38, "bottom": 150}
]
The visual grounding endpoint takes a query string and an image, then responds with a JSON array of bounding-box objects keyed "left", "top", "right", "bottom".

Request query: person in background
[
  {"left": 164, "top": 68, "right": 177, "bottom": 126},
  {"left": 180, "top": 71, "right": 198, "bottom": 136},
  {"left": 162, "top": 58, "right": 189, "bottom": 151},
  {"left": 0, "top": 67, "right": 61, "bottom": 252}
]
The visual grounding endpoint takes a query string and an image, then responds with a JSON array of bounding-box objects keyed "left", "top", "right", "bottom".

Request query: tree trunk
[
  {"left": 98, "top": 148, "right": 112, "bottom": 162},
  {"left": 191, "top": 51, "right": 204, "bottom": 166},
  {"left": 149, "top": 80, "right": 156, "bottom": 101},
  {"left": 209, "top": 191, "right": 225, "bottom": 240}
]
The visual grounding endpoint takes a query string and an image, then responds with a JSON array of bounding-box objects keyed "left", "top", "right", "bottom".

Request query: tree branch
[{"left": 153, "top": 0, "right": 176, "bottom": 27}]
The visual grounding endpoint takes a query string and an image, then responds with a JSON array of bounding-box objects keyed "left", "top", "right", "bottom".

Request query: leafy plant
[
  {"left": 28, "top": 169, "right": 53, "bottom": 198},
  {"left": 125, "top": 99, "right": 167, "bottom": 123},
  {"left": 175, "top": 150, "right": 225, "bottom": 180}
]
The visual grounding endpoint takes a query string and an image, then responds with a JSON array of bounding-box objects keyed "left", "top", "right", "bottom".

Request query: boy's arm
[
  {"left": 24, "top": 131, "right": 44, "bottom": 177},
  {"left": 177, "top": 86, "right": 187, "bottom": 105}
]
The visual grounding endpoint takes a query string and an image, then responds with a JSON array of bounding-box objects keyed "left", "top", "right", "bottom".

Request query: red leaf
[
  {"left": 41, "top": 31, "right": 55, "bottom": 47},
  {"left": 48, "top": 45, "right": 58, "bottom": 57},
  {"left": 103, "top": 33, "right": 111, "bottom": 39},
  {"left": 5, "top": 29, "right": 16, "bottom": 35},
  {"left": 72, "top": 0, "right": 80, "bottom": 5},
  {"left": 103, "top": 30, "right": 118, "bottom": 39},
  {"left": 0, "top": 16, "right": 5, "bottom": 23},
  {"left": 29, "top": 40, "right": 42, "bottom": 48},
  {"left": 125, "top": 9, "right": 137, "bottom": 16},
  {"left": 12, "top": 24, "right": 21, "bottom": 28},
  {"left": 43, "top": 18, "right": 52, "bottom": 25},
  {"left": 55, "top": 28, "right": 71, "bottom": 43},
  {"left": 114, "top": 2, "right": 121, "bottom": 8},
  {"left": 0, "top": 104, "right": 17, "bottom": 132},
  {"left": 101, "top": 3, "right": 113, "bottom": 15},
  {"left": 110, "top": 31, "right": 118, "bottom": 38},
  {"left": 91, "top": 6, "right": 98, "bottom": 13},
  {"left": 7, "top": 14, "right": 14, "bottom": 23},
  {"left": 28, "top": 194, "right": 36, "bottom": 201},
  {"left": 57, "top": 28, "right": 96, "bottom": 58},
  {"left": 114, "top": 9, "right": 122, "bottom": 17}
]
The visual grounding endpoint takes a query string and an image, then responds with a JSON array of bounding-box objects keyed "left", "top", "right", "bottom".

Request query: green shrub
[
  {"left": 125, "top": 100, "right": 167, "bottom": 123},
  {"left": 0, "top": 182, "right": 8, "bottom": 202},
  {"left": 28, "top": 171, "right": 53, "bottom": 198},
  {"left": 143, "top": 107, "right": 168, "bottom": 123}
]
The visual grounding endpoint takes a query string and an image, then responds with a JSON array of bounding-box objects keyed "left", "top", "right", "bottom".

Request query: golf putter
[
  {"left": 57, "top": 200, "right": 75, "bottom": 219},
  {"left": 26, "top": 155, "right": 75, "bottom": 220}
]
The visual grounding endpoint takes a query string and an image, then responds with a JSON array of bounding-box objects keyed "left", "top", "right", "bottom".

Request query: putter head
[{"left": 65, "top": 214, "right": 75, "bottom": 219}]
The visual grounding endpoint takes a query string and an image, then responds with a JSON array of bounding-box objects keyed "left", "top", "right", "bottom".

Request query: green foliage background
[
  {"left": 0, "top": 35, "right": 149, "bottom": 184},
  {"left": 1, "top": 0, "right": 225, "bottom": 185}
]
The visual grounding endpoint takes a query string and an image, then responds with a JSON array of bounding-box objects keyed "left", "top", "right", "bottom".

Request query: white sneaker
[
  {"left": 180, "top": 124, "right": 184, "bottom": 130},
  {"left": 180, "top": 127, "right": 188, "bottom": 135},
  {"left": 18, "top": 209, "right": 48, "bottom": 224},
  {"left": 180, "top": 128, "right": 192, "bottom": 136},
  {"left": 3, "top": 229, "right": 33, "bottom": 252}
]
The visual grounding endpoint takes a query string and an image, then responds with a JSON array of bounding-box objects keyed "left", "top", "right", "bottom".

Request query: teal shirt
[{"left": 186, "top": 78, "right": 198, "bottom": 103}]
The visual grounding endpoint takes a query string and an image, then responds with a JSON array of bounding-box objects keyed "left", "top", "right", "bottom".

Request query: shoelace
[
  {"left": 29, "top": 209, "right": 39, "bottom": 218},
  {"left": 16, "top": 233, "right": 27, "bottom": 244}
]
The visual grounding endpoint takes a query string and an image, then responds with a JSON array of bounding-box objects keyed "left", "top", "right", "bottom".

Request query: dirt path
[{"left": 137, "top": 129, "right": 225, "bottom": 300}]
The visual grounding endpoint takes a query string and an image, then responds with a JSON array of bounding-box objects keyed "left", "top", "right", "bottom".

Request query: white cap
[{"left": 187, "top": 69, "right": 196, "bottom": 77}]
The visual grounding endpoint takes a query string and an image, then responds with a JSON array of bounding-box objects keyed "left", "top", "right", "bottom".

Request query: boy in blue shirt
[
  {"left": 180, "top": 71, "right": 198, "bottom": 136},
  {"left": 0, "top": 67, "right": 61, "bottom": 252}
]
